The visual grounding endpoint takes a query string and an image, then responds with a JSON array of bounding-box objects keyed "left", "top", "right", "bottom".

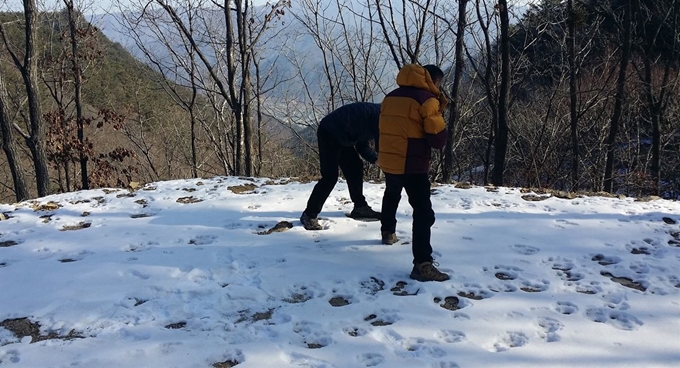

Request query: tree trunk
[
  {"left": 65, "top": 0, "right": 88, "bottom": 189},
  {"left": 0, "top": 68, "right": 29, "bottom": 201},
  {"left": 567, "top": 0, "right": 579, "bottom": 191},
  {"left": 238, "top": 0, "right": 252, "bottom": 177},
  {"left": 604, "top": 0, "right": 632, "bottom": 193},
  {"left": 492, "top": 0, "right": 510, "bottom": 186},
  {"left": 23, "top": 0, "right": 50, "bottom": 196},
  {"left": 443, "top": 0, "right": 468, "bottom": 183}
]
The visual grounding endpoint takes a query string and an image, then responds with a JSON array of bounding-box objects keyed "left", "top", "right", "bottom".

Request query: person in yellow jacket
[{"left": 378, "top": 64, "right": 449, "bottom": 282}]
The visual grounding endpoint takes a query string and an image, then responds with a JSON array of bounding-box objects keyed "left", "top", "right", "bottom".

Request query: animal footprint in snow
[
  {"left": 591, "top": 254, "right": 621, "bottom": 266},
  {"left": 550, "top": 260, "right": 584, "bottom": 282},
  {"left": 360, "top": 277, "right": 385, "bottom": 295},
  {"left": 601, "top": 291, "right": 630, "bottom": 310},
  {"left": 600, "top": 271, "right": 646, "bottom": 292},
  {"left": 490, "top": 265, "right": 521, "bottom": 280},
  {"left": 0, "top": 349, "right": 20, "bottom": 364},
  {"left": 535, "top": 317, "right": 563, "bottom": 342},
  {"left": 585, "top": 307, "right": 643, "bottom": 330},
  {"left": 509, "top": 244, "right": 540, "bottom": 255},
  {"left": 554, "top": 301, "right": 578, "bottom": 315},
  {"left": 457, "top": 283, "right": 493, "bottom": 300},
  {"left": 343, "top": 326, "right": 368, "bottom": 337},
  {"left": 574, "top": 281, "right": 602, "bottom": 295},
  {"left": 668, "top": 231, "right": 680, "bottom": 247},
  {"left": 390, "top": 281, "right": 419, "bottom": 296},
  {"left": 357, "top": 353, "right": 385, "bottom": 367},
  {"left": 364, "top": 312, "right": 398, "bottom": 326},
  {"left": 486, "top": 331, "right": 529, "bottom": 352},
  {"left": 662, "top": 216, "right": 677, "bottom": 224},
  {"left": 432, "top": 362, "right": 461, "bottom": 368},
  {"left": 434, "top": 296, "right": 466, "bottom": 311},
  {"left": 434, "top": 330, "right": 466, "bottom": 343},
  {"left": 188, "top": 235, "right": 217, "bottom": 245},
  {"left": 519, "top": 279, "right": 549, "bottom": 293}
]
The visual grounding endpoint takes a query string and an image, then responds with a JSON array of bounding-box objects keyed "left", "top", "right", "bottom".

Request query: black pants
[
  {"left": 381, "top": 173, "right": 435, "bottom": 264},
  {"left": 304, "top": 126, "right": 367, "bottom": 218}
]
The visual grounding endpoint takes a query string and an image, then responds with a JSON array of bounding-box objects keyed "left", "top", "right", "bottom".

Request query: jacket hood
[{"left": 396, "top": 64, "right": 441, "bottom": 96}]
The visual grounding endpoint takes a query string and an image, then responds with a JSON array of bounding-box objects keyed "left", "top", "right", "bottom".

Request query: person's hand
[{"left": 438, "top": 93, "right": 449, "bottom": 113}]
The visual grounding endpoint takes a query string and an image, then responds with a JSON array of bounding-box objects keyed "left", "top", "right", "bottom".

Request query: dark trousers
[
  {"left": 381, "top": 173, "right": 435, "bottom": 264},
  {"left": 304, "top": 126, "right": 367, "bottom": 218}
]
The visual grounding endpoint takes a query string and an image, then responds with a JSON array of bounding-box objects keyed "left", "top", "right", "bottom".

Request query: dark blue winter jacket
[{"left": 318, "top": 102, "right": 381, "bottom": 163}]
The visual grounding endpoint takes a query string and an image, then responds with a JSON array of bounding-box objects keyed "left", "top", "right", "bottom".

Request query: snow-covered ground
[{"left": 1, "top": 176, "right": 679, "bottom": 368}]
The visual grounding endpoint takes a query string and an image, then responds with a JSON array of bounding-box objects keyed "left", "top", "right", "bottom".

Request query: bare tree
[
  {"left": 603, "top": 0, "right": 633, "bottom": 193},
  {"left": 491, "top": 0, "right": 510, "bottom": 186},
  {"left": 0, "top": 62, "right": 29, "bottom": 201},
  {"left": 63, "top": 0, "right": 89, "bottom": 189},
  {"left": 0, "top": 0, "right": 50, "bottom": 196},
  {"left": 442, "top": 0, "right": 468, "bottom": 183},
  {"left": 566, "top": 0, "right": 579, "bottom": 190},
  {"left": 633, "top": 0, "right": 679, "bottom": 195}
]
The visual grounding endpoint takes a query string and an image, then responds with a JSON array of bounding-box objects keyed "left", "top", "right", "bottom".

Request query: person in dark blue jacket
[{"left": 300, "top": 102, "right": 382, "bottom": 230}]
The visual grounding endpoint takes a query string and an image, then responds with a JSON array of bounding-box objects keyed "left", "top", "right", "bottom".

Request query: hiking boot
[
  {"left": 410, "top": 261, "right": 450, "bottom": 282},
  {"left": 300, "top": 212, "right": 322, "bottom": 230},
  {"left": 381, "top": 231, "right": 398, "bottom": 245},
  {"left": 349, "top": 205, "right": 381, "bottom": 220}
]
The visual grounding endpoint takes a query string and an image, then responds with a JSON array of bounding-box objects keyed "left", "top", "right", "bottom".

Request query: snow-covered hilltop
[{"left": 1, "top": 177, "right": 679, "bottom": 367}]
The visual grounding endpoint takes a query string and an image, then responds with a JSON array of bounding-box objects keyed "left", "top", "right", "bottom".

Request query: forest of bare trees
[{"left": 0, "top": 0, "right": 678, "bottom": 203}]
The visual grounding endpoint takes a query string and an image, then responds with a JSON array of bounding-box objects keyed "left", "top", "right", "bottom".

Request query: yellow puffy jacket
[{"left": 378, "top": 64, "right": 447, "bottom": 175}]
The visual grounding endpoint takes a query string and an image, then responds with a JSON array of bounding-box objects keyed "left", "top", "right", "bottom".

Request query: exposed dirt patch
[
  {"left": 0, "top": 240, "right": 18, "bottom": 247},
  {"left": 630, "top": 248, "right": 650, "bottom": 255},
  {"left": 40, "top": 215, "right": 53, "bottom": 223},
  {"left": 0, "top": 317, "right": 83, "bottom": 343},
  {"left": 31, "top": 201, "right": 61, "bottom": 212},
  {"left": 176, "top": 196, "right": 203, "bottom": 204},
  {"left": 0, "top": 212, "right": 13, "bottom": 221},
  {"left": 102, "top": 189, "right": 119, "bottom": 194},
  {"left": 454, "top": 182, "right": 473, "bottom": 189},
  {"left": 600, "top": 272, "right": 646, "bottom": 292},
  {"left": 60, "top": 222, "right": 91, "bottom": 231},
  {"left": 236, "top": 308, "right": 274, "bottom": 323},
  {"left": 328, "top": 296, "right": 350, "bottom": 307},
  {"left": 521, "top": 194, "right": 550, "bottom": 202},
  {"left": 182, "top": 188, "right": 197, "bottom": 192},
  {"left": 283, "top": 293, "right": 311, "bottom": 304},
  {"left": 116, "top": 192, "right": 136, "bottom": 198},
  {"left": 130, "top": 213, "right": 151, "bottom": 219},
  {"left": 257, "top": 221, "right": 293, "bottom": 235},
  {"left": 164, "top": 322, "right": 186, "bottom": 329},
  {"left": 251, "top": 309, "right": 274, "bottom": 322},
  {"left": 80, "top": 211, "right": 90, "bottom": 217},
  {"left": 213, "top": 360, "right": 239, "bottom": 368},
  {"left": 58, "top": 258, "right": 77, "bottom": 263},
  {"left": 227, "top": 183, "right": 258, "bottom": 194},
  {"left": 495, "top": 272, "right": 515, "bottom": 280},
  {"left": 135, "top": 199, "right": 148, "bottom": 206},
  {"left": 662, "top": 217, "right": 677, "bottom": 225}
]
